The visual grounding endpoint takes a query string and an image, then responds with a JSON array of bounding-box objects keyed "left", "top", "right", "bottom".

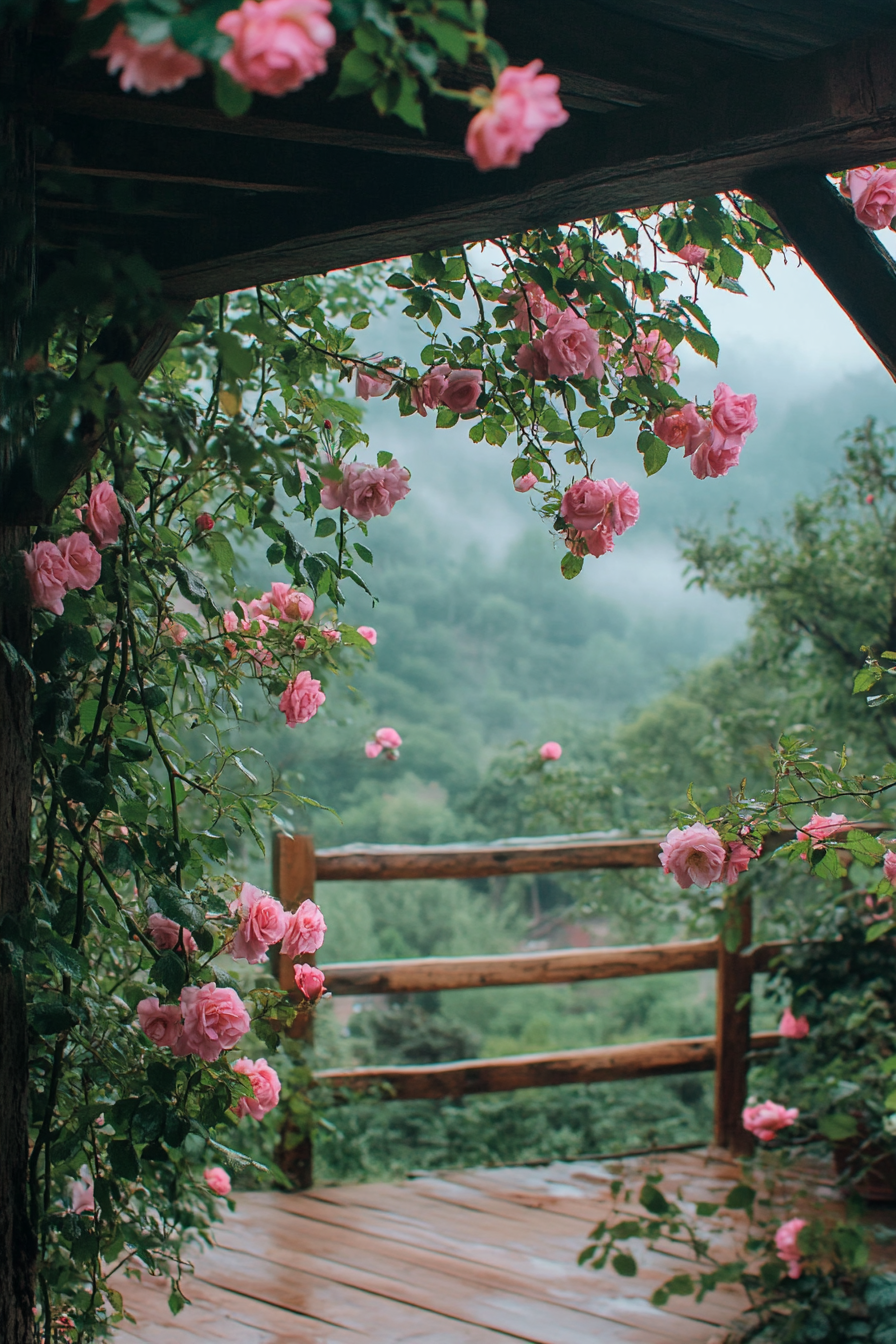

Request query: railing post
[
  {"left": 713, "top": 890, "right": 755, "bottom": 1156},
  {"left": 272, "top": 832, "right": 316, "bottom": 1189}
]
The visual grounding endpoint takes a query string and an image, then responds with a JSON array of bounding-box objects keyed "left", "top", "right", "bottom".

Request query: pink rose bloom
[
  {"left": 774, "top": 1218, "right": 807, "bottom": 1279},
  {"left": 321, "top": 627, "right": 340, "bottom": 644},
  {"left": 147, "top": 913, "right": 198, "bottom": 955},
  {"left": 883, "top": 850, "right": 896, "bottom": 886},
  {"left": 561, "top": 477, "right": 615, "bottom": 532},
  {"left": 567, "top": 524, "right": 615, "bottom": 559},
  {"left": 355, "top": 367, "right": 392, "bottom": 400},
  {"left": 540, "top": 741, "right": 562, "bottom": 760},
  {"left": 374, "top": 726, "right": 402, "bottom": 749},
  {"left": 223, "top": 610, "right": 239, "bottom": 633},
  {"left": 660, "top": 823, "right": 727, "bottom": 889},
  {"left": 604, "top": 480, "right": 639, "bottom": 535},
  {"left": 58, "top": 532, "right": 102, "bottom": 591},
  {"left": 365, "top": 740, "right": 383, "bottom": 758},
  {"left": 514, "top": 473, "right": 538, "bottom": 493},
  {"left": 217, "top": 0, "right": 335, "bottom": 97},
  {"left": 229, "top": 882, "right": 289, "bottom": 963},
  {"left": 515, "top": 339, "right": 552, "bottom": 381},
  {"left": 93, "top": 26, "right": 203, "bottom": 94},
  {"left": 23, "top": 541, "right": 70, "bottom": 615},
  {"left": 677, "top": 243, "right": 708, "bottom": 266},
  {"left": 162, "top": 619, "right": 187, "bottom": 646},
  {"left": 742, "top": 1100, "right": 799, "bottom": 1142},
  {"left": 137, "top": 996, "right": 184, "bottom": 1050},
  {"left": 357, "top": 626, "right": 377, "bottom": 644},
  {"left": 70, "top": 1168, "right": 95, "bottom": 1215},
  {"left": 465, "top": 60, "right": 568, "bottom": 171},
  {"left": 180, "top": 983, "right": 251, "bottom": 1062},
  {"left": 654, "top": 403, "right": 711, "bottom": 455},
  {"left": 688, "top": 430, "right": 743, "bottom": 480},
  {"left": 282, "top": 898, "right": 327, "bottom": 957},
  {"left": 224, "top": 638, "right": 238, "bottom": 658},
  {"left": 845, "top": 165, "right": 896, "bottom": 230},
  {"left": 232, "top": 1056, "right": 282, "bottom": 1119},
  {"left": 538, "top": 309, "right": 604, "bottom": 381},
  {"left": 512, "top": 283, "right": 560, "bottom": 334},
  {"left": 711, "top": 383, "right": 758, "bottom": 443},
  {"left": 196, "top": 512, "right": 214, "bottom": 532},
  {"left": 204, "top": 1166, "right": 232, "bottom": 1196},
  {"left": 322, "top": 460, "right": 410, "bottom": 520},
  {"left": 779, "top": 1007, "right": 810, "bottom": 1039},
  {"left": 294, "top": 963, "right": 326, "bottom": 1002},
  {"left": 267, "top": 583, "right": 314, "bottom": 622},
  {"left": 293, "top": 634, "right": 306, "bottom": 650},
  {"left": 797, "top": 812, "right": 849, "bottom": 848},
  {"left": 439, "top": 368, "right": 483, "bottom": 414},
  {"left": 85, "top": 481, "right": 123, "bottom": 549},
  {"left": 623, "top": 330, "right": 679, "bottom": 383},
  {"left": 279, "top": 670, "right": 325, "bottom": 727},
  {"left": 411, "top": 366, "right": 449, "bottom": 415},
  {"left": 724, "top": 840, "right": 757, "bottom": 885}
]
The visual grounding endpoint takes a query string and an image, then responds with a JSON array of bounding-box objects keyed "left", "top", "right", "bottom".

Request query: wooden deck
[{"left": 114, "top": 1148, "right": 768, "bottom": 1344}]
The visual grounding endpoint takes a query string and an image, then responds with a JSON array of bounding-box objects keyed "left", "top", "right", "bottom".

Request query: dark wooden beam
[
  {"left": 744, "top": 167, "right": 896, "bottom": 383},
  {"left": 37, "top": 163, "right": 321, "bottom": 195}
]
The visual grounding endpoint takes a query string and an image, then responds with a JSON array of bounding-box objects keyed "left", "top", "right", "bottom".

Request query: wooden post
[
  {"left": 713, "top": 890, "right": 755, "bottom": 1156},
  {"left": 271, "top": 832, "right": 316, "bottom": 1189}
]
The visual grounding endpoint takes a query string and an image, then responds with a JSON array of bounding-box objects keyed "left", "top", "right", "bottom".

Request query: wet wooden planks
[{"left": 116, "top": 1150, "right": 756, "bottom": 1344}]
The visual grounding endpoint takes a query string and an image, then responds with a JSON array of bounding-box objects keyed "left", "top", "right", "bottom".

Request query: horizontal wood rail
[{"left": 316, "top": 1032, "right": 782, "bottom": 1102}]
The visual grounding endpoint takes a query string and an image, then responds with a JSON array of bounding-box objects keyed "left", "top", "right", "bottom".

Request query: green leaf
[
  {"left": 884, "top": 1089, "right": 896, "bottom": 1109},
  {"left": 173, "top": 562, "right": 211, "bottom": 606},
  {"left": 724, "top": 1184, "right": 755, "bottom": 1211},
  {"left": 354, "top": 543, "right": 373, "bottom": 564},
  {"left": 350, "top": 312, "right": 371, "bottom": 329},
  {"left": 42, "top": 931, "right": 88, "bottom": 983},
  {"left": 664, "top": 1274, "right": 695, "bottom": 1297},
  {"left": 150, "top": 951, "right": 188, "bottom": 998},
  {"left": 684, "top": 328, "right": 720, "bottom": 364},
  {"left": 845, "top": 829, "right": 886, "bottom": 864},
  {"left": 639, "top": 1182, "right": 669, "bottom": 1214},
  {"left": 854, "top": 666, "right": 882, "bottom": 694},
  {"left": 214, "top": 64, "right": 252, "bottom": 118},
  {"left": 334, "top": 45, "right": 380, "bottom": 98},
  {"left": 133, "top": 1102, "right": 166, "bottom": 1144},
  {"left": 30, "top": 1001, "right": 78, "bottom": 1036},
  {"left": 637, "top": 430, "right": 670, "bottom": 476},
  {"left": 819, "top": 1113, "right": 858, "bottom": 1141},
  {"left": 147, "top": 1062, "right": 178, "bottom": 1097},
  {"left": 204, "top": 530, "right": 235, "bottom": 578},
  {"left": 168, "top": 1289, "right": 188, "bottom": 1316},
  {"left": 612, "top": 1253, "right": 638, "bottom": 1277},
  {"left": 695, "top": 1202, "right": 719, "bottom": 1216},
  {"left": 108, "top": 1139, "right": 139, "bottom": 1180},
  {"left": 164, "top": 1109, "right": 192, "bottom": 1148},
  {"left": 59, "top": 764, "right": 107, "bottom": 814},
  {"left": 561, "top": 552, "right": 583, "bottom": 580},
  {"left": 115, "top": 737, "right": 153, "bottom": 762},
  {"left": 315, "top": 517, "right": 337, "bottom": 537}
]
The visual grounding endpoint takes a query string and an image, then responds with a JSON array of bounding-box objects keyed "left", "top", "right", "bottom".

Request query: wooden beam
[
  {"left": 320, "top": 937, "right": 719, "bottom": 995},
  {"left": 315, "top": 1032, "right": 781, "bottom": 1101},
  {"left": 744, "top": 167, "right": 896, "bottom": 382},
  {"left": 37, "top": 162, "right": 322, "bottom": 196},
  {"left": 714, "top": 895, "right": 754, "bottom": 1156}
]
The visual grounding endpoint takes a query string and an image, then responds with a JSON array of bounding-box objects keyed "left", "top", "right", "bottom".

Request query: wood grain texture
[
  {"left": 714, "top": 895, "right": 755, "bottom": 1156},
  {"left": 271, "top": 833, "right": 316, "bottom": 1183}
]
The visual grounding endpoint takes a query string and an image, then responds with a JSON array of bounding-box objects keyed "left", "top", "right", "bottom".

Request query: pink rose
[
  {"left": 411, "top": 366, "right": 449, "bottom": 415},
  {"left": 85, "top": 481, "right": 124, "bottom": 550},
  {"left": 23, "top": 541, "right": 70, "bottom": 615},
  {"left": 365, "top": 740, "right": 383, "bottom": 758},
  {"left": 687, "top": 430, "right": 743, "bottom": 480},
  {"left": 196, "top": 512, "right": 215, "bottom": 532},
  {"left": 231, "top": 1056, "right": 281, "bottom": 1120},
  {"left": 204, "top": 1166, "right": 232, "bottom": 1196},
  {"left": 229, "top": 882, "right": 288, "bottom": 963},
  {"left": 604, "top": 480, "right": 639, "bottom": 535},
  {"left": 521, "top": 309, "right": 604, "bottom": 382},
  {"left": 465, "top": 60, "right": 568, "bottom": 171},
  {"left": 711, "top": 383, "right": 758, "bottom": 443},
  {"left": 70, "top": 1168, "right": 95, "bottom": 1214},
  {"left": 357, "top": 626, "right": 377, "bottom": 645},
  {"left": 623, "top": 330, "right": 679, "bottom": 383},
  {"left": 724, "top": 841, "right": 757, "bottom": 885},
  {"left": 58, "top": 532, "right": 102, "bottom": 592},
  {"left": 515, "top": 339, "right": 551, "bottom": 381},
  {"left": 147, "top": 913, "right": 198, "bottom": 955},
  {"left": 778, "top": 1007, "right": 810, "bottom": 1040},
  {"left": 137, "top": 997, "right": 184, "bottom": 1050},
  {"left": 93, "top": 27, "right": 203, "bottom": 94},
  {"left": 282, "top": 898, "right": 327, "bottom": 957},
  {"left": 774, "top": 1218, "right": 807, "bottom": 1279},
  {"left": 279, "top": 670, "right": 325, "bottom": 727},
  {"left": 180, "top": 983, "right": 251, "bottom": 1062},
  {"left": 266, "top": 583, "right": 314, "bottom": 622},
  {"left": 677, "top": 244, "right": 708, "bottom": 266},
  {"left": 654, "top": 403, "right": 711, "bottom": 455},
  {"left": 797, "top": 812, "right": 849, "bottom": 848},
  {"left": 355, "top": 367, "right": 392, "bottom": 400},
  {"left": 514, "top": 473, "right": 538, "bottom": 493},
  {"left": 320, "top": 626, "right": 340, "bottom": 644},
  {"left": 162, "top": 619, "right": 187, "bottom": 646},
  {"left": 512, "top": 283, "right": 560, "bottom": 334},
  {"left": 224, "top": 638, "right": 238, "bottom": 658},
  {"left": 561, "top": 478, "right": 614, "bottom": 532},
  {"left": 439, "top": 368, "right": 483, "bottom": 414},
  {"left": 321, "top": 460, "right": 410, "bottom": 520},
  {"left": 374, "top": 726, "right": 402, "bottom": 749},
  {"left": 845, "top": 165, "right": 896, "bottom": 230},
  {"left": 539, "top": 741, "right": 562, "bottom": 761},
  {"left": 293, "top": 634, "right": 306, "bottom": 650},
  {"left": 294, "top": 963, "right": 326, "bottom": 1002},
  {"left": 884, "top": 851, "right": 896, "bottom": 886},
  {"left": 742, "top": 1100, "right": 799, "bottom": 1142},
  {"left": 217, "top": 0, "right": 335, "bottom": 97},
  {"left": 223, "top": 610, "right": 239, "bottom": 633},
  {"left": 660, "top": 823, "right": 727, "bottom": 889}
]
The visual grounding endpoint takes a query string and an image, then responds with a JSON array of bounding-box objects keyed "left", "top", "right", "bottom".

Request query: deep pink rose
[
  {"left": 355, "top": 367, "right": 392, "bottom": 400},
  {"left": 465, "top": 60, "right": 568, "bottom": 171},
  {"left": 85, "top": 482, "right": 124, "bottom": 549},
  {"left": 204, "top": 1166, "right": 232, "bottom": 1196},
  {"left": 374, "top": 726, "right": 402, "bottom": 749},
  {"left": 294, "top": 963, "right": 326, "bottom": 1001},
  {"left": 411, "top": 366, "right": 448, "bottom": 415},
  {"left": 365, "top": 740, "right": 383, "bottom": 758},
  {"left": 266, "top": 583, "right": 314, "bottom": 622},
  {"left": 711, "top": 383, "right": 758, "bottom": 442},
  {"left": 654, "top": 403, "right": 711, "bottom": 455},
  {"left": 561, "top": 478, "right": 614, "bottom": 532},
  {"left": 677, "top": 244, "right": 708, "bottom": 266},
  {"left": 217, "top": 0, "right": 335, "bottom": 96},
  {"left": 742, "top": 1100, "right": 799, "bottom": 1141},
  {"left": 439, "top": 368, "right": 483, "bottom": 413},
  {"left": 357, "top": 625, "right": 377, "bottom": 645},
  {"left": 279, "top": 670, "right": 325, "bottom": 727},
  {"left": 515, "top": 339, "right": 552, "bottom": 380},
  {"left": 846, "top": 165, "right": 896, "bottom": 230},
  {"left": 147, "top": 913, "right": 198, "bottom": 955},
  {"left": 70, "top": 1168, "right": 95, "bottom": 1214},
  {"left": 884, "top": 850, "right": 896, "bottom": 886},
  {"left": 512, "top": 283, "right": 560, "bottom": 334},
  {"left": 137, "top": 996, "right": 184, "bottom": 1050},
  {"left": 779, "top": 1007, "right": 809, "bottom": 1040},
  {"left": 196, "top": 512, "right": 214, "bottom": 532},
  {"left": 797, "top": 812, "right": 848, "bottom": 847},
  {"left": 58, "top": 532, "right": 102, "bottom": 592},
  {"left": 538, "top": 309, "right": 604, "bottom": 381},
  {"left": 180, "top": 983, "right": 251, "bottom": 1062},
  {"left": 539, "top": 741, "right": 562, "bottom": 760},
  {"left": 23, "top": 541, "right": 70, "bottom": 615},
  {"left": 623, "top": 330, "right": 679, "bottom": 383},
  {"left": 229, "top": 882, "right": 288, "bottom": 963},
  {"left": 282, "top": 898, "right": 327, "bottom": 957},
  {"left": 660, "top": 823, "right": 727, "bottom": 889},
  {"left": 93, "top": 26, "right": 203, "bottom": 93},
  {"left": 231, "top": 1056, "right": 282, "bottom": 1119},
  {"left": 514, "top": 473, "right": 538, "bottom": 493},
  {"left": 774, "top": 1218, "right": 807, "bottom": 1279},
  {"left": 724, "top": 840, "right": 757, "bottom": 885}
]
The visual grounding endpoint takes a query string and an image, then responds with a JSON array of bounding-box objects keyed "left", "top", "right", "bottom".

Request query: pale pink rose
[
  {"left": 294, "top": 962, "right": 326, "bottom": 1001},
  {"left": 147, "top": 913, "right": 198, "bottom": 955},
  {"left": 539, "top": 741, "right": 562, "bottom": 760},
  {"left": 322, "top": 460, "right": 411, "bottom": 520},
  {"left": 320, "top": 626, "right": 340, "bottom": 644},
  {"left": 357, "top": 626, "right": 377, "bottom": 644},
  {"left": 223, "top": 610, "right": 239, "bottom": 633},
  {"left": 439, "top": 368, "right": 483, "bottom": 414},
  {"left": 561, "top": 477, "right": 615, "bottom": 532},
  {"left": 203, "top": 1166, "right": 232, "bottom": 1196},
  {"left": 137, "top": 997, "right": 184, "bottom": 1050},
  {"left": 355, "top": 367, "right": 392, "bottom": 400},
  {"left": 282, "top": 898, "right": 327, "bottom": 957},
  {"left": 677, "top": 243, "right": 708, "bottom": 266},
  {"left": 846, "top": 165, "right": 896, "bottom": 230},
  {"left": 779, "top": 1007, "right": 810, "bottom": 1039},
  {"left": 231, "top": 1056, "right": 282, "bottom": 1120},
  {"left": 583, "top": 525, "right": 615, "bottom": 558},
  {"left": 374, "top": 726, "right": 402, "bottom": 749},
  {"left": 654, "top": 403, "right": 711, "bottom": 455},
  {"left": 797, "top": 812, "right": 849, "bottom": 848},
  {"left": 742, "top": 1100, "right": 799, "bottom": 1141},
  {"left": 884, "top": 851, "right": 896, "bottom": 886},
  {"left": 229, "top": 882, "right": 289, "bottom": 963},
  {"left": 660, "top": 823, "right": 727, "bottom": 889},
  {"left": 774, "top": 1218, "right": 807, "bottom": 1279},
  {"left": 538, "top": 309, "right": 604, "bottom": 381},
  {"left": 58, "top": 532, "right": 102, "bottom": 592},
  {"left": 365, "top": 740, "right": 383, "bottom": 758},
  {"left": 180, "top": 983, "right": 251, "bottom": 1062},
  {"left": 623, "top": 330, "right": 679, "bottom": 383},
  {"left": 687, "top": 429, "right": 743, "bottom": 480},
  {"left": 604, "top": 480, "right": 639, "bottom": 535},
  {"left": 512, "top": 282, "right": 560, "bottom": 334},
  {"left": 244, "top": 596, "right": 272, "bottom": 621},
  {"left": 711, "top": 383, "right": 758, "bottom": 442},
  {"left": 93, "top": 26, "right": 203, "bottom": 94},
  {"left": 85, "top": 482, "right": 124, "bottom": 549},
  {"left": 70, "top": 1168, "right": 95, "bottom": 1214},
  {"left": 266, "top": 583, "right": 314, "bottom": 622},
  {"left": 279, "top": 670, "right": 325, "bottom": 727},
  {"left": 411, "top": 366, "right": 449, "bottom": 415},
  {"left": 514, "top": 473, "right": 538, "bottom": 493},
  {"left": 162, "top": 619, "right": 187, "bottom": 646},
  {"left": 23, "top": 541, "right": 70, "bottom": 615},
  {"left": 515, "top": 339, "right": 552, "bottom": 381},
  {"left": 465, "top": 60, "right": 568, "bottom": 171},
  {"left": 217, "top": 0, "right": 335, "bottom": 97},
  {"left": 724, "top": 841, "right": 757, "bottom": 885}
]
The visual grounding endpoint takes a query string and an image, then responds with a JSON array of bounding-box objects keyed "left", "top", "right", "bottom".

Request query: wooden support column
[
  {"left": 271, "top": 832, "right": 316, "bottom": 1189},
  {"left": 713, "top": 892, "right": 755, "bottom": 1156}
]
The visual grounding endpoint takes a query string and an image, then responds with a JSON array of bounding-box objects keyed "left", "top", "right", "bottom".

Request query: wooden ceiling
[{"left": 30, "top": 1, "right": 896, "bottom": 299}]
